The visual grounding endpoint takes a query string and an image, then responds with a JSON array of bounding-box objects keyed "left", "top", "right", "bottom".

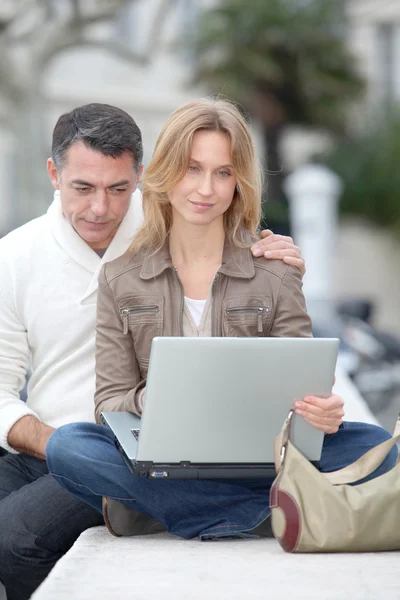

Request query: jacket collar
[
  {"left": 140, "top": 230, "right": 255, "bottom": 280},
  {"left": 47, "top": 189, "right": 143, "bottom": 302}
]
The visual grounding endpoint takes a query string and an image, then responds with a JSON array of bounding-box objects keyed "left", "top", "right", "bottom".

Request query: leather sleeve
[
  {"left": 269, "top": 265, "right": 313, "bottom": 338},
  {"left": 94, "top": 265, "right": 145, "bottom": 423}
]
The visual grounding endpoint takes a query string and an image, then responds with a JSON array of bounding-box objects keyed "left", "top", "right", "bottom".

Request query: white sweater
[{"left": 0, "top": 190, "right": 143, "bottom": 452}]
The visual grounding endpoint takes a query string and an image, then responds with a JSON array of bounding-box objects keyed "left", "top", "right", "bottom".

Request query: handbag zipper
[
  {"left": 120, "top": 306, "right": 159, "bottom": 335},
  {"left": 226, "top": 306, "right": 268, "bottom": 334}
]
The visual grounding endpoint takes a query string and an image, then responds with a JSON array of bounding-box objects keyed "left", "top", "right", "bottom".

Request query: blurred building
[
  {"left": 333, "top": 0, "right": 400, "bottom": 335},
  {"left": 348, "top": 0, "right": 400, "bottom": 111},
  {"left": 281, "top": 0, "right": 400, "bottom": 336},
  {"left": 283, "top": 0, "right": 400, "bottom": 171},
  {"left": 1, "top": 0, "right": 399, "bottom": 227},
  {"left": 0, "top": 0, "right": 399, "bottom": 333},
  {"left": 0, "top": 0, "right": 216, "bottom": 233}
]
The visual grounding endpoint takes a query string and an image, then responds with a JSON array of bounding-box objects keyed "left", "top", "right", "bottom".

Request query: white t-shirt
[{"left": 184, "top": 297, "right": 207, "bottom": 328}]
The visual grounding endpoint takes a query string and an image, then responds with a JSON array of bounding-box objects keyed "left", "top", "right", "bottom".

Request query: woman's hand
[
  {"left": 251, "top": 230, "right": 305, "bottom": 276},
  {"left": 294, "top": 394, "right": 345, "bottom": 434}
]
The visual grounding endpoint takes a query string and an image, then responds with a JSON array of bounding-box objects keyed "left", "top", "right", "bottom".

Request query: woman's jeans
[{"left": 47, "top": 421, "right": 398, "bottom": 540}]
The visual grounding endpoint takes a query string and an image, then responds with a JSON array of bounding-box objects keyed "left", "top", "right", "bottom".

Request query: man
[{"left": 0, "top": 103, "right": 306, "bottom": 600}]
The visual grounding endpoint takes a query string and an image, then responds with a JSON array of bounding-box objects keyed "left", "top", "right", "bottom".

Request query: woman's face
[{"left": 168, "top": 130, "right": 237, "bottom": 229}]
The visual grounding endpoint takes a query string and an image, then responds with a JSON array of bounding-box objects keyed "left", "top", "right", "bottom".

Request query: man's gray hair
[{"left": 52, "top": 103, "right": 143, "bottom": 172}]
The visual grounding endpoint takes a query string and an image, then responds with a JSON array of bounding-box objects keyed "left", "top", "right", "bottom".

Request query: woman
[{"left": 47, "top": 99, "right": 397, "bottom": 540}]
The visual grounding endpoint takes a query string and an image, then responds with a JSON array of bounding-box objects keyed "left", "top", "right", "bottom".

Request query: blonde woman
[{"left": 47, "top": 99, "right": 397, "bottom": 540}]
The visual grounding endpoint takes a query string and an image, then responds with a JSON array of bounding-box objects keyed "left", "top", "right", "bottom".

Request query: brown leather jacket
[{"left": 94, "top": 233, "right": 312, "bottom": 423}]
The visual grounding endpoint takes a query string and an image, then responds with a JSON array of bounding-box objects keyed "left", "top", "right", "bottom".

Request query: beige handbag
[{"left": 270, "top": 411, "right": 400, "bottom": 553}]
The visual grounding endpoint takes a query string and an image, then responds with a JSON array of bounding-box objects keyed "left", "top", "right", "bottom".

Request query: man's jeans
[
  {"left": 47, "top": 421, "right": 398, "bottom": 540},
  {"left": 0, "top": 453, "right": 104, "bottom": 600}
]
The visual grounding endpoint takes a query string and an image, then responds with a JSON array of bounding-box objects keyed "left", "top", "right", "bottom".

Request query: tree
[
  {"left": 321, "top": 111, "right": 400, "bottom": 237},
  {"left": 0, "top": 0, "right": 171, "bottom": 226},
  {"left": 192, "top": 0, "right": 364, "bottom": 223}
]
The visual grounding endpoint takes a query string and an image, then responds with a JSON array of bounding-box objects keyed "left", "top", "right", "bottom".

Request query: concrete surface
[
  {"left": 334, "top": 219, "right": 400, "bottom": 337},
  {"left": 31, "top": 527, "right": 400, "bottom": 600}
]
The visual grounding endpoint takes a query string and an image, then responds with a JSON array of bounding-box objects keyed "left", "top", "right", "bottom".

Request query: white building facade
[
  {"left": 0, "top": 0, "right": 399, "bottom": 334},
  {"left": 347, "top": 0, "right": 400, "bottom": 111},
  {"left": 0, "top": 0, "right": 215, "bottom": 232}
]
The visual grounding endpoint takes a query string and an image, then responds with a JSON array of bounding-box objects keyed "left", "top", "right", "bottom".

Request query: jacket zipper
[
  {"left": 120, "top": 306, "right": 158, "bottom": 335},
  {"left": 173, "top": 269, "right": 184, "bottom": 336},
  {"left": 210, "top": 272, "right": 220, "bottom": 336},
  {"left": 226, "top": 306, "right": 267, "bottom": 334}
]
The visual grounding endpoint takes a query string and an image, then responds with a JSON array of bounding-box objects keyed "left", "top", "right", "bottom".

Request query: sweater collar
[
  {"left": 140, "top": 231, "right": 255, "bottom": 280},
  {"left": 47, "top": 190, "right": 143, "bottom": 302}
]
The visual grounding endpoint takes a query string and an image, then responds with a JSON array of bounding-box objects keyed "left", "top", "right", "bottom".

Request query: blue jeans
[
  {"left": 47, "top": 421, "right": 398, "bottom": 540},
  {"left": 0, "top": 453, "right": 103, "bottom": 600}
]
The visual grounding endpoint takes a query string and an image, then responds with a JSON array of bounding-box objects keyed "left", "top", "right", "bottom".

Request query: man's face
[{"left": 47, "top": 140, "right": 143, "bottom": 249}]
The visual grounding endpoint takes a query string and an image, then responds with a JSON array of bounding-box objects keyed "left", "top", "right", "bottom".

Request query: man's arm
[
  {"left": 0, "top": 258, "right": 43, "bottom": 454},
  {"left": 251, "top": 230, "right": 305, "bottom": 276},
  {"left": 7, "top": 416, "right": 55, "bottom": 460}
]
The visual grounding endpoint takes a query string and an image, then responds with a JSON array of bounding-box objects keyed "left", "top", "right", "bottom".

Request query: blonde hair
[{"left": 131, "top": 98, "right": 262, "bottom": 252}]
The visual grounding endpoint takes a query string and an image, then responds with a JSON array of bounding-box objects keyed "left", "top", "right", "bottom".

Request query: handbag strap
[
  {"left": 275, "top": 411, "right": 400, "bottom": 484},
  {"left": 274, "top": 410, "right": 295, "bottom": 472},
  {"left": 322, "top": 433, "right": 400, "bottom": 485}
]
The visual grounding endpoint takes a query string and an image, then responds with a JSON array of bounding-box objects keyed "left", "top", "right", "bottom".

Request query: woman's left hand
[{"left": 294, "top": 394, "right": 345, "bottom": 434}]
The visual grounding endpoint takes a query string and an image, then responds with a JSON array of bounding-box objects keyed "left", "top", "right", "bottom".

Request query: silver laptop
[{"left": 101, "top": 337, "right": 339, "bottom": 479}]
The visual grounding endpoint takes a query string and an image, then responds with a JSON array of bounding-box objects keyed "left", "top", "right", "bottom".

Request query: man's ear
[
  {"left": 136, "top": 164, "right": 144, "bottom": 185},
  {"left": 47, "top": 158, "right": 60, "bottom": 190}
]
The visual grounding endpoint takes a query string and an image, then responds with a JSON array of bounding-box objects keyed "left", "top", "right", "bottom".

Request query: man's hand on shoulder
[
  {"left": 7, "top": 415, "right": 55, "bottom": 461},
  {"left": 251, "top": 229, "right": 305, "bottom": 277}
]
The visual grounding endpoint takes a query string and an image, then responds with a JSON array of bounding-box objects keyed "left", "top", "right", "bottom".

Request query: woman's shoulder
[
  {"left": 252, "top": 254, "right": 292, "bottom": 279},
  {"left": 102, "top": 246, "right": 147, "bottom": 283},
  {"left": 253, "top": 256, "right": 304, "bottom": 297}
]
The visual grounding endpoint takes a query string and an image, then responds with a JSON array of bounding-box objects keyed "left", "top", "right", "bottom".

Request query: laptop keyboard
[{"left": 131, "top": 429, "right": 140, "bottom": 441}]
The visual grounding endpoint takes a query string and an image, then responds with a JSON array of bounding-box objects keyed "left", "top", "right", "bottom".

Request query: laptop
[{"left": 101, "top": 336, "right": 339, "bottom": 479}]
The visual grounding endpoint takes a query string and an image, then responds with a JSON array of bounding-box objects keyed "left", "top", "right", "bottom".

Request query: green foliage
[
  {"left": 192, "top": 0, "right": 364, "bottom": 131},
  {"left": 319, "top": 112, "right": 400, "bottom": 235},
  {"left": 260, "top": 194, "right": 291, "bottom": 236}
]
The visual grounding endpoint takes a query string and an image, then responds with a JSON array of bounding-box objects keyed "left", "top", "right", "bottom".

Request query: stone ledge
[{"left": 31, "top": 526, "right": 399, "bottom": 600}]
